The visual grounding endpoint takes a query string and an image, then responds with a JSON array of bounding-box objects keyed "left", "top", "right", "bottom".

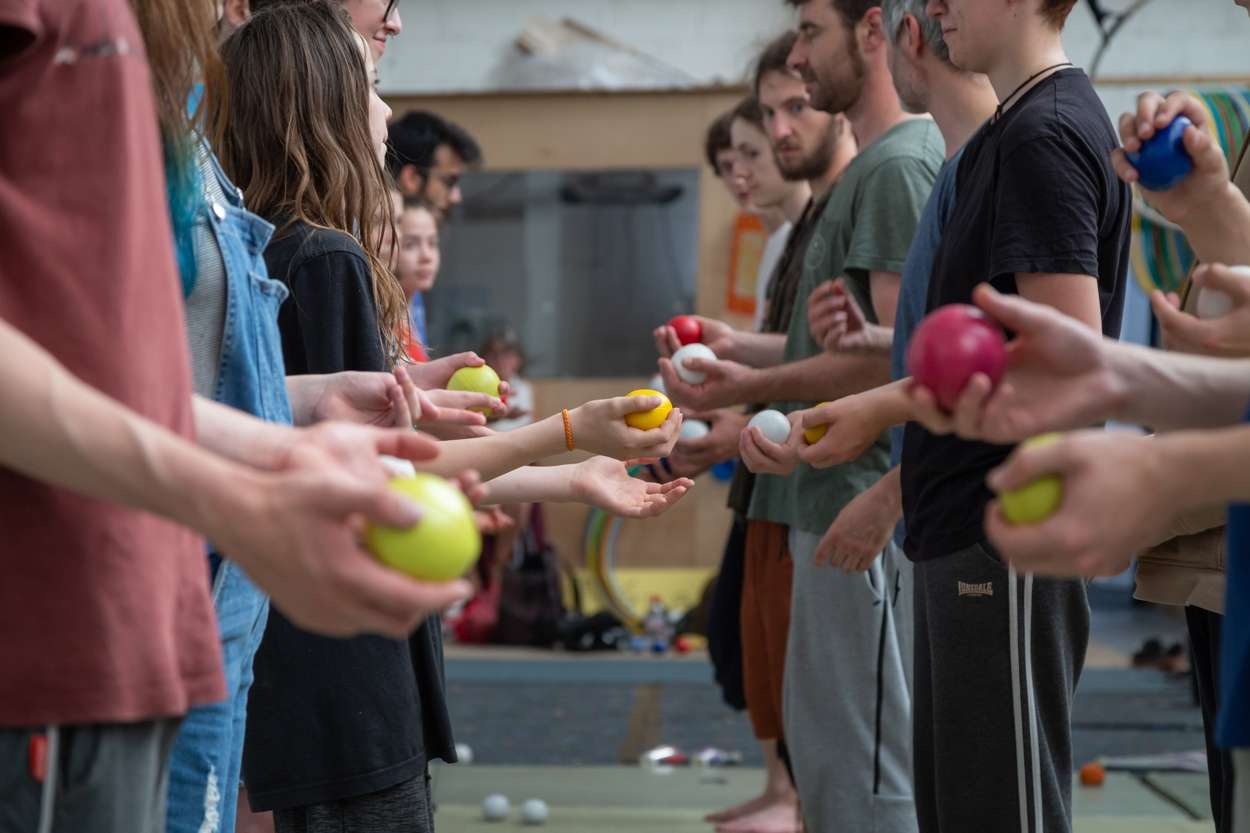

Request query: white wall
[{"left": 379, "top": 0, "right": 1250, "bottom": 98}]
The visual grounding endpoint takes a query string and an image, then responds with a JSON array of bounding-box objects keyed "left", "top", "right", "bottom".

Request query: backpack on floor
[{"left": 494, "top": 505, "right": 565, "bottom": 647}]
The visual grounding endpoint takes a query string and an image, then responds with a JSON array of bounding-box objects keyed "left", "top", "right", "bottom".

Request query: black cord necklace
[{"left": 994, "top": 61, "right": 1073, "bottom": 121}]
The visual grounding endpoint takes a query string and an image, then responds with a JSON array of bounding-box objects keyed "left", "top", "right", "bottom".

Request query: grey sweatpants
[
  {"left": 913, "top": 542, "right": 1089, "bottom": 833},
  {"left": 784, "top": 530, "right": 917, "bottom": 833},
  {"left": 273, "top": 773, "right": 434, "bottom": 833},
  {"left": 0, "top": 718, "right": 181, "bottom": 833}
]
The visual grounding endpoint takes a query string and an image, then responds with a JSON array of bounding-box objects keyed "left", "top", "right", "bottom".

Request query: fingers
[
  {"left": 1132, "top": 90, "right": 1168, "bottom": 142},
  {"left": 445, "top": 351, "right": 485, "bottom": 369},
  {"left": 986, "top": 436, "right": 1072, "bottom": 494},
  {"left": 426, "top": 389, "right": 499, "bottom": 418},
  {"left": 1150, "top": 288, "right": 1209, "bottom": 346},
  {"left": 453, "top": 469, "right": 486, "bottom": 507},
  {"left": 332, "top": 556, "right": 473, "bottom": 636},
  {"left": 948, "top": 372, "right": 994, "bottom": 438},
  {"left": 1195, "top": 263, "right": 1250, "bottom": 302},
  {"left": 388, "top": 369, "right": 417, "bottom": 428},
  {"left": 680, "top": 357, "right": 719, "bottom": 376},
  {"left": 971, "top": 283, "right": 1053, "bottom": 337},
  {"left": 812, "top": 530, "right": 836, "bottom": 567},
  {"left": 905, "top": 382, "right": 956, "bottom": 435},
  {"left": 1109, "top": 148, "right": 1139, "bottom": 185},
  {"left": 611, "top": 394, "right": 663, "bottom": 417},
  {"left": 983, "top": 501, "right": 1070, "bottom": 576},
  {"left": 373, "top": 428, "right": 442, "bottom": 465}
]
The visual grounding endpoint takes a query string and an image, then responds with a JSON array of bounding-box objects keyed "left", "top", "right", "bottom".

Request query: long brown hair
[{"left": 214, "top": 0, "right": 406, "bottom": 362}]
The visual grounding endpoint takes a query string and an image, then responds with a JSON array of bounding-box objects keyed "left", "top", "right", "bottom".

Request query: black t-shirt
[
  {"left": 900, "top": 69, "right": 1130, "bottom": 562},
  {"left": 243, "top": 221, "right": 455, "bottom": 812}
]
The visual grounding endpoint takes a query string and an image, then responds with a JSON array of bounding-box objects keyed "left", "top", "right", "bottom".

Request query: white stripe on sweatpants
[
  {"left": 1008, "top": 567, "right": 1043, "bottom": 833},
  {"left": 1009, "top": 569, "right": 1027, "bottom": 833},
  {"left": 1025, "top": 573, "right": 1043, "bottom": 833}
]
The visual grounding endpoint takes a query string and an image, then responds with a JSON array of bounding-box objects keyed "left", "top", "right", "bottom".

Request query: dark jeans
[{"left": 1187, "top": 605, "right": 1234, "bottom": 833}]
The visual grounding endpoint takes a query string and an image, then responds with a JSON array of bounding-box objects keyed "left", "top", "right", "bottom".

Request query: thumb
[
  {"left": 289, "top": 451, "right": 423, "bottom": 528},
  {"left": 986, "top": 439, "right": 1072, "bottom": 494},
  {"left": 614, "top": 395, "right": 663, "bottom": 416},
  {"left": 682, "top": 358, "right": 718, "bottom": 375},
  {"left": 377, "top": 429, "right": 441, "bottom": 464},
  {"left": 972, "top": 283, "right": 1047, "bottom": 338},
  {"left": 451, "top": 351, "right": 485, "bottom": 368}
]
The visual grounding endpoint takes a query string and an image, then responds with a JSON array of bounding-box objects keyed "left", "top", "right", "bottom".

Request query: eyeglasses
[{"left": 384, "top": 0, "right": 398, "bottom": 21}]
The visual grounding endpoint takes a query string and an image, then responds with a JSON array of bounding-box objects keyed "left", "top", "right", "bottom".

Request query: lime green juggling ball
[
  {"left": 999, "top": 433, "right": 1064, "bottom": 525},
  {"left": 447, "top": 365, "right": 502, "bottom": 414},
  {"left": 365, "top": 474, "right": 481, "bottom": 581}
]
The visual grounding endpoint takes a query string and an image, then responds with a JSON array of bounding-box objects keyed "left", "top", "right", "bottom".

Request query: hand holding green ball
[
  {"left": 998, "top": 434, "right": 1064, "bottom": 525},
  {"left": 447, "top": 365, "right": 502, "bottom": 414},
  {"left": 365, "top": 474, "right": 482, "bottom": 581}
]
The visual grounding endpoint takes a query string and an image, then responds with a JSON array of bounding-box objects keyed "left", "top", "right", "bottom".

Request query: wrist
[
  {"left": 873, "top": 382, "right": 913, "bottom": 429},
  {"left": 182, "top": 456, "right": 270, "bottom": 545},
  {"left": 1105, "top": 342, "right": 1147, "bottom": 424},
  {"left": 284, "top": 375, "right": 323, "bottom": 426}
]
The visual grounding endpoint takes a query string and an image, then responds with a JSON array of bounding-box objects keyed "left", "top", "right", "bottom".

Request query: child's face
[{"left": 397, "top": 206, "right": 440, "bottom": 297}]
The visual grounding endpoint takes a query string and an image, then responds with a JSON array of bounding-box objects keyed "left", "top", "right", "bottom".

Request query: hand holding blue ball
[{"left": 1125, "top": 116, "right": 1195, "bottom": 191}]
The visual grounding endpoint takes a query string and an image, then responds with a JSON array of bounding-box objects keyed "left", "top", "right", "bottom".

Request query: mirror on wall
[{"left": 423, "top": 168, "right": 700, "bottom": 378}]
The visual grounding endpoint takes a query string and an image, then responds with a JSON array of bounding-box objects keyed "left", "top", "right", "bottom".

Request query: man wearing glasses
[{"left": 387, "top": 111, "right": 484, "bottom": 220}]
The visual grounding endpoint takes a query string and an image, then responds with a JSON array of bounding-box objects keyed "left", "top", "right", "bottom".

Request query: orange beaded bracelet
[{"left": 561, "top": 409, "right": 575, "bottom": 452}]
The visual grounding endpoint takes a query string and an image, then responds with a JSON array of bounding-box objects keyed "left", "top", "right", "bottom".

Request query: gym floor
[{"left": 434, "top": 585, "right": 1211, "bottom": 831}]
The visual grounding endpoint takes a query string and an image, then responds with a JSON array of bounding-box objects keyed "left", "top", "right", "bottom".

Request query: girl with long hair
[{"left": 218, "top": 5, "right": 689, "bottom": 831}]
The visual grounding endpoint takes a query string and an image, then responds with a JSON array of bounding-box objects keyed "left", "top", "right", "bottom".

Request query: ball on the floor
[
  {"left": 521, "top": 799, "right": 550, "bottom": 825},
  {"left": 1079, "top": 762, "right": 1106, "bottom": 787},
  {"left": 482, "top": 794, "right": 510, "bottom": 821}
]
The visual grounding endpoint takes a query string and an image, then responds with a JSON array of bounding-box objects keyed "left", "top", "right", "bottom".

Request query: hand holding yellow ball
[{"left": 623, "top": 389, "right": 673, "bottom": 430}]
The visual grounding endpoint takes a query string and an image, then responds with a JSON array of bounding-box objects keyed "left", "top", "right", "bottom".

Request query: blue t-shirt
[
  {"left": 1218, "top": 402, "right": 1250, "bottom": 748},
  {"left": 889, "top": 150, "right": 962, "bottom": 546}
]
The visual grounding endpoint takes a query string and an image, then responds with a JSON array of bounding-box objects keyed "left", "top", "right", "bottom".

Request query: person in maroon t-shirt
[{"left": 0, "top": 3, "right": 473, "bottom": 831}]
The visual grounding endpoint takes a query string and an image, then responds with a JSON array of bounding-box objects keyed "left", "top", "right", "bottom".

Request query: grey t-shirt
[
  {"left": 184, "top": 142, "right": 229, "bottom": 397},
  {"left": 748, "top": 118, "right": 943, "bottom": 535}
]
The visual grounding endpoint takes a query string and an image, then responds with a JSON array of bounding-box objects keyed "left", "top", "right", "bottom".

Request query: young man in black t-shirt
[{"left": 900, "top": 1, "right": 1130, "bottom": 831}]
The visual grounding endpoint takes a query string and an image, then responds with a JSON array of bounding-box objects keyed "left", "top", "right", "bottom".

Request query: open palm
[{"left": 571, "top": 456, "right": 693, "bottom": 518}]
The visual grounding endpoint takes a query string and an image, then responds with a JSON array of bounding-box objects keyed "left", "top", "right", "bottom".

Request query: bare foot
[
  {"left": 714, "top": 799, "right": 801, "bottom": 833},
  {"left": 705, "top": 794, "right": 774, "bottom": 824}
]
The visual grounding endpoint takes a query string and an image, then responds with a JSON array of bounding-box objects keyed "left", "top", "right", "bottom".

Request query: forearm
[
  {"left": 730, "top": 332, "right": 788, "bottom": 368},
  {"left": 419, "top": 414, "right": 567, "bottom": 481},
  {"left": 1157, "top": 425, "right": 1250, "bottom": 515},
  {"left": 875, "top": 464, "right": 903, "bottom": 520},
  {"left": 1109, "top": 341, "right": 1250, "bottom": 429},
  {"left": 480, "top": 464, "right": 577, "bottom": 505},
  {"left": 744, "top": 352, "right": 891, "bottom": 404},
  {"left": 0, "top": 321, "right": 257, "bottom": 535},
  {"left": 1175, "top": 182, "right": 1250, "bottom": 267},
  {"left": 193, "top": 395, "right": 292, "bottom": 470}
]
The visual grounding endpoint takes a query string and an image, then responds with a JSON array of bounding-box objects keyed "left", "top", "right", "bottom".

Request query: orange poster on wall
[{"left": 726, "top": 211, "right": 766, "bottom": 315}]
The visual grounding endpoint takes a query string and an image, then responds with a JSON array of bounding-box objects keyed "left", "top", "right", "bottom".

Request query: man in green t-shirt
[{"left": 661, "top": 2, "right": 942, "bottom": 830}]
